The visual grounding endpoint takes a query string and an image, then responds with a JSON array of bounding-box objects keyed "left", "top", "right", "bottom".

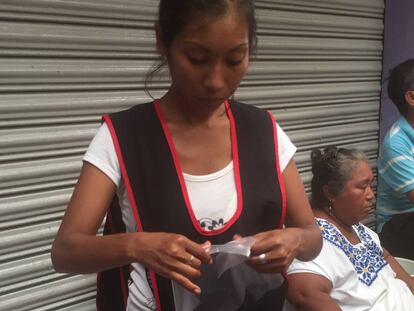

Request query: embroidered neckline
[{"left": 316, "top": 218, "right": 388, "bottom": 286}]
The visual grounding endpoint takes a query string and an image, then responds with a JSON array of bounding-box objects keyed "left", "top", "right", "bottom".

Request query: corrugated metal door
[{"left": 0, "top": 0, "right": 384, "bottom": 310}]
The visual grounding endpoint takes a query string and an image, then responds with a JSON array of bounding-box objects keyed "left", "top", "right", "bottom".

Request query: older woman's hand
[
  {"left": 132, "top": 232, "right": 212, "bottom": 294},
  {"left": 247, "top": 228, "right": 302, "bottom": 273}
]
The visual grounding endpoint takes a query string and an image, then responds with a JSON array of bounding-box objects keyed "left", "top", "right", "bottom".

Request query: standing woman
[{"left": 51, "top": 0, "right": 322, "bottom": 310}]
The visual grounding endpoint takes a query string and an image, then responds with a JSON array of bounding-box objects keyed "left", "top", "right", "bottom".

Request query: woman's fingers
[
  {"left": 184, "top": 239, "right": 212, "bottom": 265},
  {"left": 233, "top": 234, "right": 243, "bottom": 240},
  {"left": 158, "top": 250, "right": 207, "bottom": 294},
  {"left": 247, "top": 229, "right": 298, "bottom": 273},
  {"left": 168, "top": 270, "right": 201, "bottom": 295},
  {"left": 135, "top": 232, "right": 212, "bottom": 294},
  {"left": 249, "top": 231, "right": 277, "bottom": 256}
]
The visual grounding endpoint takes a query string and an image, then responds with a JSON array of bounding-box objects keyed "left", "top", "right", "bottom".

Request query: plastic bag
[{"left": 172, "top": 237, "right": 285, "bottom": 311}]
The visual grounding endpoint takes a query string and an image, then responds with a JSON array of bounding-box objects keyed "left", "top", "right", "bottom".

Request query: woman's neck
[
  {"left": 314, "top": 208, "right": 355, "bottom": 236},
  {"left": 160, "top": 90, "right": 227, "bottom": 126},
  {"left": 328, "top": 211, "right": 354, "bottom": 234}
]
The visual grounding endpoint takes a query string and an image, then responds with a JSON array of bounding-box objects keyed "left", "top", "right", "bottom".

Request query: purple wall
[{"left": 380, "top": 0, "right": 414, "bottom": 141}]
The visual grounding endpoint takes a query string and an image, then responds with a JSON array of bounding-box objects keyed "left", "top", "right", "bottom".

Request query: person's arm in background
[
  {"left": 287, "top": 273, "right": 341, "bottom": 311},
  {"left": 405, "top": 189, "right": 414, "bottom": 205},
  {"left": 379, "top": 141, "right": 414, "bottom": 206},
  {"left": 248, "top": 160, "right": 322, "bottom": 272},
  {"left": 383, "top": 248, "right": 414, "bottom": 294}
]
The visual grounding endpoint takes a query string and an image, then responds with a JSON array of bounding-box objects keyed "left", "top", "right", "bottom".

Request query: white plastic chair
[{"left": 395, "top": 257, "right": 414, "bottom": 276}]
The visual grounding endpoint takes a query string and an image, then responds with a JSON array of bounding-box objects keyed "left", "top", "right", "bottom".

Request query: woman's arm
[
  {"left": 383, "top": 248, "right": 414, "bottom": 294},
  {"left": 51, "top": 162, "right": 211, "bottom": 294},
  {"left": 288, "top": 273, "right": 341, "bottom": 311},
  {"left": 248, "top": 160, "right": 322, "bottom": 272},
  {"left": 52, "top": 162, "right": 126, "bottom": 273},
  {"left": 282, "top": 159, "right": 322, "bottom": 261}
]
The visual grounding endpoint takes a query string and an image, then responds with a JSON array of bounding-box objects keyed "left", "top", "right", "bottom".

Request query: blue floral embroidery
[{"left": 317, "top": 219, "right": 388, "bottom": 286}]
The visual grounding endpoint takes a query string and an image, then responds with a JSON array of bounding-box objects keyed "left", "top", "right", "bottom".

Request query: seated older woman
[{"left": 287, "top": 147, "right": 414, "bottom": 311}]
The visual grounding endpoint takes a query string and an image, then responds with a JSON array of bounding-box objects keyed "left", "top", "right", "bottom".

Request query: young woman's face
[
  {"left": 162, "top": 8, "right": 250, "bottom": 108},
  {"left": 332, "top": 160, "right": 375, "bottom": 225}
]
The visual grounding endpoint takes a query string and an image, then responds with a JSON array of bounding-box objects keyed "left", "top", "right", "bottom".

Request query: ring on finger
[
  {"left": 186, "top": 255, "right": 195, "bottom": 266},
  {"left": 259, "top": 253, "right": 266, "bottom": 265}
]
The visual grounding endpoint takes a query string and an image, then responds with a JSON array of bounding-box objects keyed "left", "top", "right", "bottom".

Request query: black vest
[{"left": 96, "top": 100, "right": 287, "bottom": 311}]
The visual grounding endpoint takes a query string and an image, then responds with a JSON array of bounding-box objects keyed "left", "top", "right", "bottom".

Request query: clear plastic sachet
[{"left": 172, "top": 237, "right": 285, "bottom": 311}]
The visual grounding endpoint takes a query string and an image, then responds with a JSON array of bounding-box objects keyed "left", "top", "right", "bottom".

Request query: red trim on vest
[
  {"left": 153, "top": 100, "right": 244, "bottom": 236},
  {"left": 103, "top": 114, "right": 163, "bottom": 311},
  {"left": 268, "top": 112, "right": 287, "bottom": 228},
  {"left": 103, "top": 114, "right": 143, "bottom": 232},
  {"left": 149, "top": 271, "right": 162, "bottom": 311},
  {"left": 225, "top": 100, "right": 244, "bottom": 229}
]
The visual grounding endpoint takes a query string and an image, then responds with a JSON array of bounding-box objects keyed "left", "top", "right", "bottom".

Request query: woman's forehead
[
  {"left": 176, "top": 10, "right": 248, "bottom": 45},
  {"left": 349, "top": 161, "right": 373, "bottom": 181}
]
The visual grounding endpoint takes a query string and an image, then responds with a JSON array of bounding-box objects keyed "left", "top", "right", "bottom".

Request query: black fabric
[
  {"left": 96, "top": 198, "right": 130, "bottom": 311},
  {"left": 379, "top": 211, "right": 414, "bottom": 260},
  {"left": 98, "top": 100, "right": 286, "bottom": 310}
]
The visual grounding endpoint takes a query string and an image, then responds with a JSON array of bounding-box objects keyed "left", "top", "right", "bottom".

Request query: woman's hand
[
  {"left": 132, "top": 232, "right": 212, "bottom": 294},
  {"left": 246, "top": 228, "right": 302, "bottom": 273}
]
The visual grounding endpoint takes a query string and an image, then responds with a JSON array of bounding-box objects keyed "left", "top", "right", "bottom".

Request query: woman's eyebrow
[
  {"left": 182, "top": 41, "right": 209, "bottom": 52},
  {"left": 229, "top": 43, "right": 249, "bottom": 52},
  {"left": 182, "top": 41, "right": 248, "bottom": 53}
]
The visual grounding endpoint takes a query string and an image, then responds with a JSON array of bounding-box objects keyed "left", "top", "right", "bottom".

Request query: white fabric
[
  {"left": 287, "top": 218, "right": 414, "bottom": 311},
  {"left": 84, "top": 121, "right": 296, "bottom": 311}
]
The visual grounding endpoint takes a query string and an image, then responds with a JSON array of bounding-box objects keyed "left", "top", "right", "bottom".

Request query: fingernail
[
  {"left": 202, "top": 241, "right": 211, "bottom": 247},
  {"left": 194, "top": 287, "right": 201, "bottom": 295},
  {"left": 202, "top": 242, "right": 211, "bottom": 253}
]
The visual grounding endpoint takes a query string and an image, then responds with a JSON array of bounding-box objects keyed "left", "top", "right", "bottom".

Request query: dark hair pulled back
[
  {"left": 145, "top": 0, "right": 257, "bottom": 97},
  {"left": 387, "top": 58, "right": 414, "bottom": 116},
  {"left": 158, "top": 0, "right": 257, "bottom": 53},
  {"left": 310, "top": 146, "right": 367, "bottom": 210}
]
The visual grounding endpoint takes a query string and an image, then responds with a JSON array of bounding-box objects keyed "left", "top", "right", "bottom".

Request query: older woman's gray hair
[{"left": 310, "top": 146, "right": 367, "bottom": 210}]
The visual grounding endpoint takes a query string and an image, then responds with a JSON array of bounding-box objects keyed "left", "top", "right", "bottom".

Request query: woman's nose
[
  {"left": 367, "top": 186, "right": 375, "bottom": 201},
  {"left": 204, "top": 64, "right": 225, "bottom": 92}
]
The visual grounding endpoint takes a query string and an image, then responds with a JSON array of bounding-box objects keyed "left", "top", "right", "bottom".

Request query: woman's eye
[
  {"left": 188, "top": 56, "right": 206, "bottom": 65},
  {"left": 226, "top": 59, "right": 243, "bottom": 66}
]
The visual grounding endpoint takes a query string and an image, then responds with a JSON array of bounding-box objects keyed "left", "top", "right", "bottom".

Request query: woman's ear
[
  {"left": 404, "top": 90, "right": 414, "bottom": 107},
  {"left": 322, "top": 184, "right": 334, "bottom": 203},
  {"left": 154, "top": 22, "right": 167, "bottom": 58}
]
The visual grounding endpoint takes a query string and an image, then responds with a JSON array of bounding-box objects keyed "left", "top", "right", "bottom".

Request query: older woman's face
[{"left": 332, "top": 160, "right": 375, "bottom": 225}]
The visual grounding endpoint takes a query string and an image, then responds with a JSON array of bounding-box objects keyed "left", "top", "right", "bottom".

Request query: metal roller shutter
[{"left": 0, "top": 0, "right": 384, "bottom": 310}]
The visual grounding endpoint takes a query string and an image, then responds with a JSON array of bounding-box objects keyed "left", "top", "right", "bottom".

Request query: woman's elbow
[
  {"left": 311, "top": 225, "right": 323, "bottom": 258},
  {"left": 299, "top": 223, "right": 323, "bottom": 261},
  {"left": 50, "top": 236, "right": 70, "bottom": 273}
]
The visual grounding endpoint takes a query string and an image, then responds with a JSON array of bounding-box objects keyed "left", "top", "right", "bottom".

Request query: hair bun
[
  {"left": 310, "top": 148, "right": 323, "bottom": 174},
  {"left": 323, "top": 146, "right": 338, "bottom": 158}
]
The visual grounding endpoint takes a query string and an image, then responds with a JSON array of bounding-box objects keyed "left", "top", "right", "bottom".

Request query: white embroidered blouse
[{"left": 287, "top": 218, "right": 414, "bottom": 311}]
